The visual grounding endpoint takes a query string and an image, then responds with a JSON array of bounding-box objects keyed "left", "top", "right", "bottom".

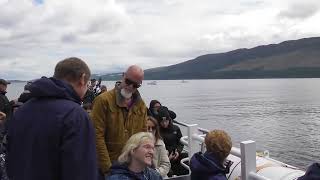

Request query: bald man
[{"left": 91, "top": 65, "right": 148, "bottom": 176}]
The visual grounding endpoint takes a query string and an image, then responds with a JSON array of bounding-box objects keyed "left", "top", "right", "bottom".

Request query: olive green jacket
[{"left": 90, "top": 86, "right": 147, "bottom": 174}]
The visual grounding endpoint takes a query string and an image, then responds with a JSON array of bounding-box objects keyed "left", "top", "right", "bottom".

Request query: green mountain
[{"left": 99, "top": 37, "right": 320, "bottom": 80}]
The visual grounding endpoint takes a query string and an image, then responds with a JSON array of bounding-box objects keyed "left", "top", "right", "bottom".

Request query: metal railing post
[
  {"left": 187, "top": 124, "right": 198, "bottom": 157},
  {"left": 241, "top": 140, "right": 256, "bottom": 180}
]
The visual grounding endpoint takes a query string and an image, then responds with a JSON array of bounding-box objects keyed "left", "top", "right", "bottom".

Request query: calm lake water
[{"left": 6, "top": 79, "right": 320, "bottom": 169}]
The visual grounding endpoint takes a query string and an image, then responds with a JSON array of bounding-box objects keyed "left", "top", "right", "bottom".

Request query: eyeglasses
[
  {"left": 124, "top": 78, "right": 141, "bottom": 88},
  {"left": 147, "top": 126, "right": 156, "bottom": 132}
]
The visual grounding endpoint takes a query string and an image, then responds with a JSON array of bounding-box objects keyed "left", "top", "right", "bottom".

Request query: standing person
[
  {"left": 83, "top": 79, "right": 96, "bottom": 104},
  {"left": 147, "top": 116, "right": 171, "bottom": 177},
  {"left": 7, "top": 57, "right": 97, "bottom": 180},
  {"left": 157, "top": 106, "right": 188, "bottom": 176},
  {"left": 107, "top": 132, "right": 163, "bottom": 180},
  {"left": 190, "top": 130, "right": 232, "bottom": 180},
  {"left": 91, "top": 65, "right": 148, "bottom": 176},
  {"left": 0, "top": 79, "right": 12, "bottom": 123}
]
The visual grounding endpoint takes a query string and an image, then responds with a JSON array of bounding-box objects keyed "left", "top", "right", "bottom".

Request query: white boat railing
[{"left": 176, "top": 121, "right": 272, "bottom": 180}]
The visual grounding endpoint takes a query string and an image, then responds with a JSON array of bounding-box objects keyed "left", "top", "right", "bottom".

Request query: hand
[
  {"left": 168, "top": 151, "right": 175, "bottom": 160},
  {"left": 0, "top": 112, "right": 6, "bottom": 124},
  {"left": 173, "top": 151, "right": 179, "bottom": 160}
]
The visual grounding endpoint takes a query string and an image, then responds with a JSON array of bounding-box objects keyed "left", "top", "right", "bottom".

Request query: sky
[{"left": 0, "top": 0, "right": 320, "bottom": 80}]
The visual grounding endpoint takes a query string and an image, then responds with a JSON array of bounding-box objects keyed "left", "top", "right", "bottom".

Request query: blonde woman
[
  {"left": 107, "top": 132, "right": 163, "bottom": 180},
  {"left": 147, "top": 116, "right": 171, "bottom": 177}
]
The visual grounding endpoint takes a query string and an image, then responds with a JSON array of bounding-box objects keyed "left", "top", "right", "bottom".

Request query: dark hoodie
[
  {"left": 148, "top": 100, "right": 176, "bottom": 120},
  {"left": 7, "top": 77, "right": 97, "bottom": 180},
  {"left": 298, "top": 163, "right": 320, "bottom": 180},
  {"left": 107, "top": 163, "right": 163, "bottom": 180},
  {"left": 157, "top": 106, "right": 183, "bottom": 154},
  {"left": 190, "top": 152, "right": 228, "bottom": 180}
]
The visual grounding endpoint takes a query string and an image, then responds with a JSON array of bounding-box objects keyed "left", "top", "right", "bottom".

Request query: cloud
[
  {"left": 278, "top": 1, "right": 320, "bottom": 20},
  {"left": 0, "top": 0, "right": 320, "bottom": 80}
]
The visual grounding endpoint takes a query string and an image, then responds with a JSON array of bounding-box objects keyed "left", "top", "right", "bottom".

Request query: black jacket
[
  {"left": 0, "top": 92, "right": 11, "bottom": 122},
  {"left": 159, "top": 124, "right": 183, "bottom": 154},
  {"left": 190, "top": 152, "right": 228, "bottom": 180}
]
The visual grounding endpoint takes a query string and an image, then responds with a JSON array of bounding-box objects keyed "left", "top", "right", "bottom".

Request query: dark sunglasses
[{"left": 125, "top": 78, "right": 141, "bottom": 88}]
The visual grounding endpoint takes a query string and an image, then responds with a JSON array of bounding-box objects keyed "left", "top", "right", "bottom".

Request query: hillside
[{"left": 99, "top": 37, "right": 320, "bottom": 80}]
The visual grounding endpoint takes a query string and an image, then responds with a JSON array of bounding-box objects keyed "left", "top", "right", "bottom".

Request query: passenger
[
  {"left": 148, "top": 100, "right": 176, "bottom": 120},
  {"left": 190, "top": 130, "right": 232, "bottom": 180},
  {"left": 107, "top": 132, "right": 163, "bottom": 180},
  {"left": 157, "top": 106, "right": 188, "bottom": 176},
  {"left": 17, "top": 79, "right": 37, "bottom": 103},
  {"left": 83, "top": 81, "right": 96, "bottom": 104},
  {"left": 100, "top": 85, "right": 107, "bottom": 94},
  {"left": 0, "top": 111, "right": 8, "bottom": 180},
  {"left": 91, "top": 65, "right": 148, "bottom": 176},
  {"left": 147, "top": 116, "right": 171, "bottom": 177},
  {"left": 0, "top": 79, "right": 12, "bottom": 123},
  {"left": 0, "top": 111, "right": 6, "bottom": 142},
  {"left": 11, "top": 100, "right": 23, "bottom": 113},
  {"left": 7, "top": 57, "right": 97, "bottom": 180},
  {"left": 298, "top": 163, "right": 320, "bottom": 180}
]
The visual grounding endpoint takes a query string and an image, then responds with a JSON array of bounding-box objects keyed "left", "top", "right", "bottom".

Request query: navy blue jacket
[
  {"left": 190, "top": 152, "right": 228, "bottom": 180},
  {"left": 298, "top": 163, "right": 320, "bottom": 180},
  {"left": 107, "top": 163, "right": 163, "bottom": 180},
  {"left": 7, "top": 77, "right": 97, "bottom": 180}
]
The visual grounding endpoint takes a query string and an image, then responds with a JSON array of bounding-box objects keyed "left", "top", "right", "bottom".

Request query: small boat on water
[
  {"left": 147, "top": 81, "right": 157, "bottom": 85},
  {"left": 167, "top": 121, "right": 305, "bottom": 180},
  {"left": 181, "top": 80, "right": 188, "bottom": 83}
]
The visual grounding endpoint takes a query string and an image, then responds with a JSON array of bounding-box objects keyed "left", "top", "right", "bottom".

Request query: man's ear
[{"left": 79, "top": 73, "right": 86, "bottom": 86}]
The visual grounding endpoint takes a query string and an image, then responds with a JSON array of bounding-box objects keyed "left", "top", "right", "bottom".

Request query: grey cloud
[
  {"left": 61, "top": 33, "right": 77, "bottom": 43},
  {"left": 278, "top": 3, "right": 320, "bottom": 20}
]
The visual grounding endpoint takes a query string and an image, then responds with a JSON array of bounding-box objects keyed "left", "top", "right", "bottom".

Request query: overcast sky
[{"left": 0, "top": 0, "right": 320, "bottom": 80}]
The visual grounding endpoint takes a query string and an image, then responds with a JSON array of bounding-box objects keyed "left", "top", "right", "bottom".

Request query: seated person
[
  {"left": 107, "top": 132, "right": 163, "bottom": 180},
  {"left": 157, "top": 106, "right": 188, "bottom": 176},
  {"left": 190, "top": 130, "right": 232, "bottom": 180},
  {"left": 148, "top": 100, "right": 176, "bottom": 120},
  {"left": 298, "top": 163, "right": 320, "bottom": 180},
  {"left": 147, "top": 116, "right": 171, "bottom": 177}
]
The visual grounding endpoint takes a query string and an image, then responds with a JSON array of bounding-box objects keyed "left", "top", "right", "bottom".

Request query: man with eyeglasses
[{"left": 91, "top": 65, "right": 148, "bottom": 178}]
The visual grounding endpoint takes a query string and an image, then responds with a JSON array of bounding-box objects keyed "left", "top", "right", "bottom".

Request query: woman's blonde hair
[{"left": 118, "top": 132, "right": 155, "bottom": 164}]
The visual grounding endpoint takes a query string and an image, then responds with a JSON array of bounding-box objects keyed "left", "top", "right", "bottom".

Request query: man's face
[
  {"left": 120, "top": 72, "right": 143, "bottom": 98},
  {"left": 75, "top": 79, "right": 89, "bottom": 100},
  {"left": 0, "top": 84, "right": 7, "bottom": 93},
  {"left": 91, "top": 81, "right": 96, "bottom": 87},
  {"left": 153, "top": 103, "right": 161, "bottom": 112},
  {"left": 160, "top": 118, "right": 170, "bottom": 128},
  {"left": 131, "top": 139, "right": 155, "bottom": 167},
  {"left": 80, "top": 81, "right": 89, "bottom": 99}
]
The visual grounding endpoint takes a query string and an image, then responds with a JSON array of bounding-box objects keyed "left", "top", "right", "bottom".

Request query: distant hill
[{"left": 99, "top": 37, "right": 320, "bottom": 80}]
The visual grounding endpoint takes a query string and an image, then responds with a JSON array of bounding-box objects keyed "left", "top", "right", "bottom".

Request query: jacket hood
[
  {"left": 29, "top": 77, "right": 81, "bottom": 104},
  {"left": 149, "top": 100, "right": 161, "bottom": 109},
  {"left": 191, "top": 152, "right": 227, "bottom": 177},
  {"left": 109, "top": 163, "right": 145, "bottom": 180}
]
